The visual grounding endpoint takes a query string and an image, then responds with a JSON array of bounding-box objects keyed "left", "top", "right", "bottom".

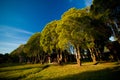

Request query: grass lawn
[{"left": 0, "top": 62, "right": 120, "bottom": 80}]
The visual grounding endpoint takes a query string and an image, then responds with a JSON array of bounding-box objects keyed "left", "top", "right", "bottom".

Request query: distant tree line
[{"left": 1, "top": 0, "right": 120, "bottom": 66}]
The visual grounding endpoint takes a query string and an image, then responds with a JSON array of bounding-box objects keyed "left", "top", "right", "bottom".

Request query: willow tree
[
  {"left": 40, "top": 20, "right": 59, "bottom": 63},
  {"left": 57, "top": 8, "right": 89, "bottom": 66},
  {"left": 23, "top": 32, "right": 42, "bottom": 63}
]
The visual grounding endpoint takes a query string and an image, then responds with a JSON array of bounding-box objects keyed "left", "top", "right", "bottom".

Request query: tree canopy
[{"left": 9, "top": 0, "right": 120, "bottom": 65}]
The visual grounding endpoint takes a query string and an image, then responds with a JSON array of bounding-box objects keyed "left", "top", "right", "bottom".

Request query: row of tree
[{"left": 2, "top": 0, "right": 120, "bottom": 66}]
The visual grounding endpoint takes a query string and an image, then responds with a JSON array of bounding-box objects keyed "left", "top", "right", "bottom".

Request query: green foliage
[
  {"left": 24, "top": 32, "right": 42, "bottom": 57},
  {"left": 11, "top": 44, "right": 25, "bottom": 56},
  {"left": 10, "top": 45, "right": 25, "bottom": 63},
  {"left": 91, "top": 0, "right": 120, "bottom": 19},
  {"left": 58, "top": 8, "right": 89, "bottom": 48},
  {"left": 40, "top": 20, "right": 58, "bottom": 54}
]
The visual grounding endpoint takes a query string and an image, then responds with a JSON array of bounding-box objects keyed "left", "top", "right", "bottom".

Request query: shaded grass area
[
  {"left": 0, "top": 63, "right": 26, "bottom": 68},
  {"left": 0, "top": 62, "right": 120, "bottom": 80},
  {"left": 0, "top": 64, "right": 42, "bottom": 72},
  {"left": 0, "top": 64, "right": 50, "bottom": 80}
]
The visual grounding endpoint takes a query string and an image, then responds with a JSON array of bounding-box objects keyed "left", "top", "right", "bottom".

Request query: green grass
[{"left": 0, "top": 62, "right": 120, "bottom": 80}]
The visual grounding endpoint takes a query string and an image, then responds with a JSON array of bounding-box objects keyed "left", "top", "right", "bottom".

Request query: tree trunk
[
  {"left": 64, "top": 55, "right": 67, "bottom": 63},
  {"left": 57, "top": 50, "right": 63, "bottom": 64},
  {"left": 57, "top": 53, "right": 60, "bottom": 63},
  {"left": 89, "top": 48, "right": 97, "bottom": 64},
  {"left": 95, "top": 48, "right": 101, "bottom": 61},
  {"left": 38, "top": 54, "right": 41, "bottom": 64},
  {"left": 48, "top": 56, "right": 51, "bottom": 63},
  {"left": 27, "top": 57, "right": 30, "bottom": 64},
  {"left": 19, "top": 55, "right": 22, "bottom": 63},
  {"left": 34, "top": 56, "right": 38, "bottom": 64},
  {"left": 63, "top": 50, "right": 68, "bottom": 63},
  {"left": 76, "top": 45, "right": 82, "bottom": 66}
]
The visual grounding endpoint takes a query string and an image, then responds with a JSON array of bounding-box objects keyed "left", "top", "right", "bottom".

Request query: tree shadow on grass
[
  {"left": 0, "top": 64, "right": 50, "bottom": 72},
  {"left": 49, "top": 66, "right": 120, "bottom": 80},
  {"left": 0, "top": 63, "right": 27, "bottom": 68},
  {"left": 0, "top": 65, "right": 50, "bottom": 80}
]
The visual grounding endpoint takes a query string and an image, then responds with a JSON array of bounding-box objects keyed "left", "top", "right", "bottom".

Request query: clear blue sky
[{"left": 0, "top": 0, "right": 92, "bottom": 54}]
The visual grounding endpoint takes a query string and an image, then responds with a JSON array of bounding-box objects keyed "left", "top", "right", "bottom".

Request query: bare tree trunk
[
  {"left": 38, "top": 54, "right": 41, "bottom": 64},
  {"left": 64, "top": 55, "right": 67, "bottom": 63},
  {"left": 63, "top": 50, "right": 68, "bottom": 63},
  {"left": 89, "top": 48, "right": 97, "bottom": 64},
  {"left": 94, "top": 48, "right": 101, "bottom": 61},
  {"left": 34, "top": 56, "right": 38, "bottom": 64},
  {"left": 57, "top": 50, "right": 63, "bottom": 64},
  {"left": 60, "top": 52, "right": 62, "bottom": 64},
  {"left": 57, "top": 53, "right": 60, "bottom": 63},
  {"left": 48, "top": 56, "right": 51, "bottom": 63},
  {"left": 19, "top": 55, "right": 22, "bottom": 63},
  {"left": 76, "top": 45, "right": 82, "bottom": 66}
]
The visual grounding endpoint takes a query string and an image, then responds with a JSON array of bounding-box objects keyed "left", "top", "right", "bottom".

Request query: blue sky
[{"left": 0, "top": 0, "right": 92, "bottom": 54}]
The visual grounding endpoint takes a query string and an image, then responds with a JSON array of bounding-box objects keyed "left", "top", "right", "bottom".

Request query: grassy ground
[{"left": 0, "top": 62, "right": 120, "bottom": 80}]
